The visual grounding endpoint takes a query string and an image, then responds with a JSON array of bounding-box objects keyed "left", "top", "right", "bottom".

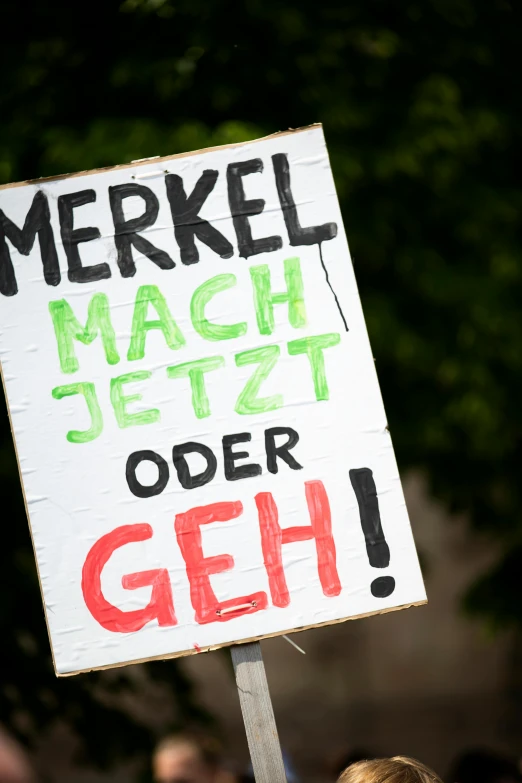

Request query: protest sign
[{"left": 0, "top": 125, "right": 426, "bottom": 676}]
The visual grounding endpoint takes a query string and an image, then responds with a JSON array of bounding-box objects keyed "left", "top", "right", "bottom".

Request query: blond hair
[
  {"left": 338, "top": 756, "right": 443, "bottom": 783},
  {"left": 154, "top": 732, "right": 222, "bottom": 769}
]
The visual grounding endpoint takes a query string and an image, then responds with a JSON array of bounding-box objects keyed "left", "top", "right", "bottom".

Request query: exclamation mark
[{"left": 349, "top": 468, "right": 395, "bottom": 598}]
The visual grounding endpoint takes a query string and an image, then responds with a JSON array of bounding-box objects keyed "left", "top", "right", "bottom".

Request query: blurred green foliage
[{"left": 1, "top": 0, "right": 522, "bottom": 773}]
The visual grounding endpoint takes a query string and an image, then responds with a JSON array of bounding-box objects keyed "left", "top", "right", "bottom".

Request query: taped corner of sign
[
  {"left": 131, "top": 155, "right": 161, "bottom": 163},
  {"left": 281, "top": 122, "right": 323, "bottom": 133}
]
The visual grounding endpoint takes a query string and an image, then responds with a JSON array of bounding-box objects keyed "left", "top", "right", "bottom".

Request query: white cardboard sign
[{"left": 0, "top": 125, "right": 426, "bottom": 676}]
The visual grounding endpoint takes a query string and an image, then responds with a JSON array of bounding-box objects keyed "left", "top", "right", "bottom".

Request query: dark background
[{"left": 1, "top": 0, "right": 522, "bottom": 780}]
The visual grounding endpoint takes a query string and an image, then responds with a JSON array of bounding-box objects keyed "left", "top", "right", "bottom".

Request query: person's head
[
  {"left": 153, "top": 733, "right": 223, "bottom": 783},
  {"left": 338, "top": 756, "right": 443, "bottom": 783},
  {"left": 0, "top": 728, "right": 34, "bottom": 783}
]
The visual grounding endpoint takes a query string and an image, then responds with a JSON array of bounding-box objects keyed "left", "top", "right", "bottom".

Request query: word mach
[{"left": 48, "top": 257, "right": 342, "bottom": 442}]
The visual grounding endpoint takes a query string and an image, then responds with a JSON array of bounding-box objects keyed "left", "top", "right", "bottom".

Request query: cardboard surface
[{"left": 0, "top": 125, "right": 426, "bottom": 675}]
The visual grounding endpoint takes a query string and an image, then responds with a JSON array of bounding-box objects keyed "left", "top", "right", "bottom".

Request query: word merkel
[{"left": 0, "top": 153, "right": 337, "bottom": 297}]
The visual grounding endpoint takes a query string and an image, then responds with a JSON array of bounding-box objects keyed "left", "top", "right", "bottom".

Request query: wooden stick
[{"left": 231, "top": 641, "right": 287, "bottom": 783}]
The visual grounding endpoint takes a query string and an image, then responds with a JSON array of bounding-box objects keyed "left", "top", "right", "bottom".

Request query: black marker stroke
[{"left": 318, "top": 244, "right": 348, "bottom": 332}]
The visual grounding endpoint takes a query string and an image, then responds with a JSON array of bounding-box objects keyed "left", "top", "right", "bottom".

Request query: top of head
[{"left": 338, "top": 757, "right": 443, "bottom": 783}]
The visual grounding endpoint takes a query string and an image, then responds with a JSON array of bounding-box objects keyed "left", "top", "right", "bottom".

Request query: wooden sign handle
[{"left": 231, "top": 641, "right": 288, "bottom": 783}]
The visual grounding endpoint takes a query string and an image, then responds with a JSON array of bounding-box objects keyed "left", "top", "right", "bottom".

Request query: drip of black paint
[
  {"left": 349, "top": 467, "right": 395, "bottom": 598},
  {"left": 318, "top": 244, "right": 349, "bottom": 332}
]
